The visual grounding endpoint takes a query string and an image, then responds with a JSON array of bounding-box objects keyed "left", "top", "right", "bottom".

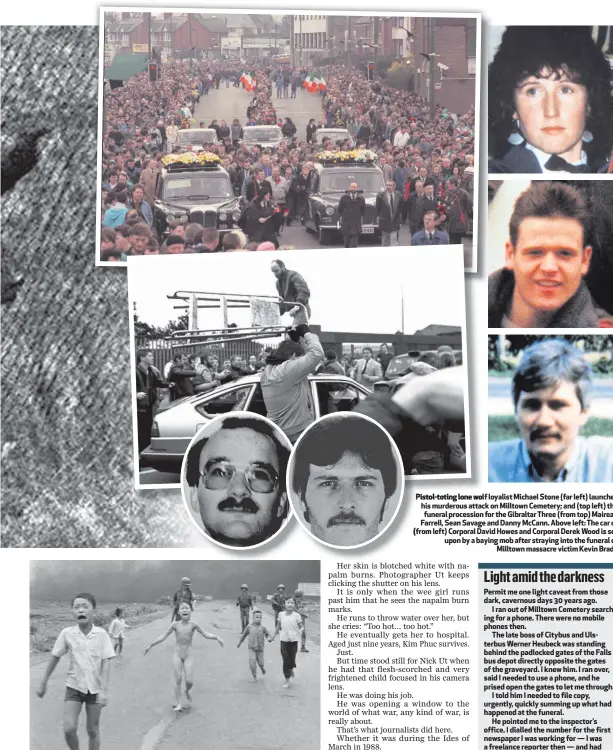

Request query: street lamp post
[{"left": 428, "top": 18, "right": 436, "bottom": 121}]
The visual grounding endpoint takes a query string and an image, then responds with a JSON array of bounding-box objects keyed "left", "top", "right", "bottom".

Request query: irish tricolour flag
[
  {"left": 240, "top": 71, "right": 256, "bottom": 92},
  {"left": 303, "top": 71, "right": 326, "bottom": 93}
]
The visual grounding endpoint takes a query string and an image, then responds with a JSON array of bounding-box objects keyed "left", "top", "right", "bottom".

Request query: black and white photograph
[
  {"left": 487, "top": 180, "right": 613, "bottom": 328},
  {"left": 181, "top": 412, "right": 293, "bottom": 549},
  {"left": 98, "top": 10, "right": 480, "bottom": 270},
  {"left": 288, "top": 412, "right": 405, "bottom": 548},
  {"left": 30, "top": 560, "right": 320, "bottom": 750},
  {"left": 128, "top": 246, "right": 470, "bottom": 488},
  {"left": 487, "top": 26, "right": 613, "bottom": 175}
]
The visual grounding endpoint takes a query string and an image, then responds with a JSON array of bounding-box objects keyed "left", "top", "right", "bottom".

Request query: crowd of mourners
[{"left": 101, "top": 58, "right": 475, "bottom": 258}]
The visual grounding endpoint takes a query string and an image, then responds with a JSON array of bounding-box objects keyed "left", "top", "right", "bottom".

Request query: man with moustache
[
  {"left": 291, "top": 414, "right": 399, "bottom": 546},
  {"left": 184, "top": 415, "right": 291, "bottom": 547},
  {"left": 488, "top": 339, "right": 613, "bottom": 483}
]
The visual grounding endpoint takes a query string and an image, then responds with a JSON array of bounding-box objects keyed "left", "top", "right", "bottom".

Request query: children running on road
[
  {"left": 108, "top": 608, "right": 132, "bottom": 655},
  {"left": 36, "top": 592, "right": 115, "bottom": 750},
  {"left": 144, "top": 601, "right": 224, "bottom": 711},
  {"left": 275, "top": 597, "right": 304, "bottom": 688},
  {"left": 237, "top": 609, "right": 274, "bottom": 680}
]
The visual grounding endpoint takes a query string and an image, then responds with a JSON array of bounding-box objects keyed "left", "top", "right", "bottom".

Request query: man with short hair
[
  {"left": 375, "top": 179, "right": 402, "bottom": 246},
  {"left": 414, "top": 179, "right": 438, "bottom": 229},
  {"left": 411, "top": 211, "right": 450, "bottom": 245},
  {"left": 194, "top": 228, "right": 220, "bottom": 253},
  {"left": 488, "top": 182, "right": 611, "bottom": 328},
  {"left": 444, "top": 177, "right": 472, "bottom": 245},
  {"left": 244, "top": 168, "right": 273, "bottom": 202},
  {"left": 352, "top": 347, "right": 383, "bottom": 391},
  {"left": 129, "top": 183, "right": 153, "bottom": 228},
  {"left": 271, "top": 260, "right": 311, "bottom": 326},
  {"left": 168, "top": 353, "right": 196, "bottom": 400},
  {"left": 135, "top": 349, "right": 166, "bottom": 457},
  {"left": 337, "top": 182, "right": 366, "bottom": 248},
  {"left": 291, "top": 414, "right": 399, "bottom": 546},
  {"left": 184, "top": 415, "right": 291, "bottom": 547},
  {"left": 488, "top": 339, "right": 613, "bottom": 483},
  {"left": 127, "top": 224, "right": 151, "bottom": 255}
]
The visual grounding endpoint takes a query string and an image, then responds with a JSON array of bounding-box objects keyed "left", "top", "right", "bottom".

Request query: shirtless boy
[{"left": 144, "top": 602, "right": 224, "bottom": 711}]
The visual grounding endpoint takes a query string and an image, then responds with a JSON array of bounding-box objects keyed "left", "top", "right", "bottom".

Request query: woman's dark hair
[
  {"left": 292, "top": 415, "right": 400, "bottom": 521},
  {"left": 489, "top": 26, "right": 613, "bottom": 163},
  {"left": 115, "top": 607, "right": 124, "bottom": 617}
]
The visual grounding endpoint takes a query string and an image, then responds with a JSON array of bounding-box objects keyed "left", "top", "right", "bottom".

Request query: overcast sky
[
  {"left": 30, "top": 560, "right": 320, "bottom": 602},
  {"left": 128, "top": 246, "right": 465, "bottom": 335}
]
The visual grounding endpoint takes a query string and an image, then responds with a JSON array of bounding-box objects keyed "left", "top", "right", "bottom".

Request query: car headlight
[
  {"left": 219, "top": 211, "right": 227, "bottom": 221},
  {"left": 325, "top": 206, "right": 335, "bottom": 216},
  {"left": 174, "top": 213, "right": 188, "bottom": 221},
  {"left": 232, "top": 211, "right": 241, "bottom": 222}
]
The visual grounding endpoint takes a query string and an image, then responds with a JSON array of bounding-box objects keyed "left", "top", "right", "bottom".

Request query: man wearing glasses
[{"left": 184, "top": 415, "right": 291, "bottom": 547}]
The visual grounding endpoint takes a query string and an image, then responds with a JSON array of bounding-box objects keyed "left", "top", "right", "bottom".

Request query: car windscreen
[
  {"left": 320, "top": 170, "right": 385, "bottom": 194},
  {"left": 178, "top": 131, "right": 216, "bottom": 144},
  {"left": 316, "top": 131, "right": 351, "bottom": 143},
  {"left": 244, "top": 128, "right": 282, "bottom": 142},
  {"left": 386, "top": 355, "right": 411, "bottom": 376},
  {"left": 163, "top": 175, "right": 232, "bottom": 200}
]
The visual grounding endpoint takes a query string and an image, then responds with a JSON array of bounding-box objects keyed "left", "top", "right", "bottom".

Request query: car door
[
  {"left": 194, "top": 383, "right": 255, "bottom": 423},
  {"left": 311, "top": 379, "right": 369, "bottom": 418}
]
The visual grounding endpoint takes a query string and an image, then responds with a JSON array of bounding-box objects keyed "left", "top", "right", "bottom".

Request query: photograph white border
[{"left": 97, "top": 6, "right": 482, "bottom": 271}]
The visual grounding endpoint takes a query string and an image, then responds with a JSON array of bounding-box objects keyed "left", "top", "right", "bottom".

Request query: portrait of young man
[
  {"left": 488, "top": 339, "right": 613, "bottom": 483},
  {"left": 183, "top": 414, "right": 291, "bottom": 548},
  {"left": 290, "top": 414, "right": 403, "bottom": 547},
  {"left": 488, "top": 182, "right": 613, "bottom": 328}
]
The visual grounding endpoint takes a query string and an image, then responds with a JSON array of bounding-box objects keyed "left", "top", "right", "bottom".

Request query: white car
[
  {"left": 141, "top": 372, "right": 369, "bottom": 473},
  {"left": 242, "top": 125, "right": 284, "bottom": 149},
  {"left": 176, "top": 128, "right": 219, "bottom": 152},
  {"left": 315, "top": 128, "right": 355, "bottom": 149}
]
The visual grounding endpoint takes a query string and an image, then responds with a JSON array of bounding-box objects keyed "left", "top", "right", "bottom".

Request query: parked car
[
  {"left": 140, "top": 372, "right": 370, "bottom": 473},
  {"left": 153, "top": 160, "right": 242, "bottom": 242}
]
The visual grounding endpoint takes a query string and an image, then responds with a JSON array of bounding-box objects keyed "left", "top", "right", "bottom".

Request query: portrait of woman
[{"left": 488, "top": 27, "right": 613, "bottom": 174}]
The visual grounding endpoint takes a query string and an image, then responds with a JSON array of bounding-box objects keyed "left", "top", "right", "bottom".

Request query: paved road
[
  {"left": 192, "top": 83, "right": 322, "bottom": 142},
  {"left": 489, "top": 377, "right": 613, "bottom": 416},
  {"left": 189, "top": 84, "right": 474, "bottom": 264},
  {"left": 31, "top": 601, "right": 320, "bottom": 750}
]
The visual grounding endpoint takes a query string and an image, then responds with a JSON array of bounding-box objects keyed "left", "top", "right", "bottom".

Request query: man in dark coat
[
  {"left": 375, "top": 179, "right": 403, "bottom": 246},
  {"left": 292, "top": 165, "right": 311, "bottom": 224},
  {"left": 168, "top": 354, "right": 196, "bottom": 400},
  {"left": 271, "top": 259, "right": 311, "bottom": 325},
  {"left": 135, "top": 348, "right": 166, "bottom": 456},
  {"left": 240, "top": 189, "right": 278, "bottom": 247},
  {"left": 337, "top": 182, "right": 366, "bottom": 248},
  {"left": 244, "top": 167, "right": 273, "bottom": 203},
  {"left": 443, "top": 177, "right": 472, "bottom": 245}
]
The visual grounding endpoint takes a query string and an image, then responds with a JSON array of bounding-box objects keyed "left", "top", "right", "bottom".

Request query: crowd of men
[{"left": 101, "top": 59, "right": 475, "bottom": 257}]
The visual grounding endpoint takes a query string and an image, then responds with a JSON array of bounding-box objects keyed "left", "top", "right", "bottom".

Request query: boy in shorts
[
  {"left": 144, "top": 601, "right": 224, "bottom": 711},
  {"left": 36, "top": 592, "right": 115, "bottom": 750},
  {"left": 237, "top": 609, "right": 274, "bottom": 681},
  {"left": 108, "top": 608, "right": 132, "bottom": 655}
]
